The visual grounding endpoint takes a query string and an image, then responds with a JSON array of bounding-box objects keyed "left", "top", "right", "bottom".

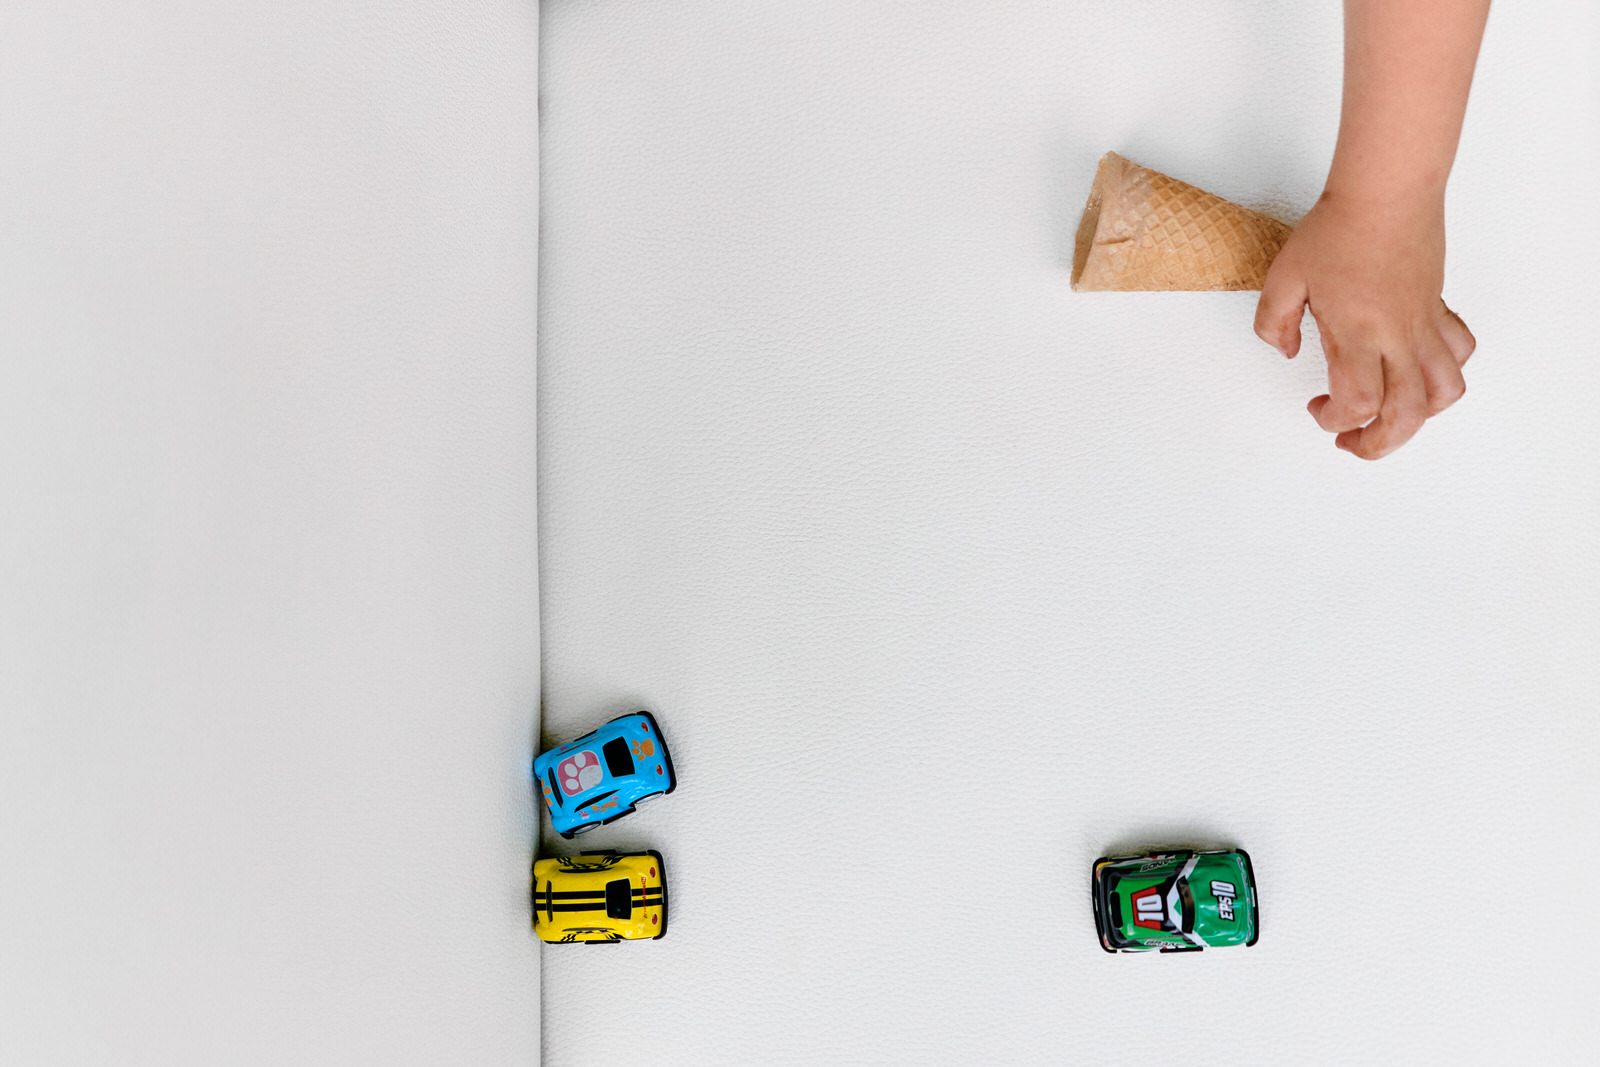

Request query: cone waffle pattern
[{"left": 1071, "top": 153, "right": 1292, "bottom": 292}]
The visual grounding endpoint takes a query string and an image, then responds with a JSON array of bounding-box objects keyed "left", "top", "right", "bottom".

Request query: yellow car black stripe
[{"left": 545, "top": 892, "right": 664, "bottom": 914}]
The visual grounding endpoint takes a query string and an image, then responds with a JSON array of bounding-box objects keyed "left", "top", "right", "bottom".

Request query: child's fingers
[
  {"left": 1439, "top": 303, "right": 1476, "bottom": 366},
  {"left": 1254, "top": 263, "right": 1309, "bottom": 357},
  {"left": 1420, "top": 335, "right": 1467, "bottom": 415},
  {"left": 1312, "top": 336, "right": 1385, "bottom": 433},
  {"left": 1335, "top": 356, "right": 1429, "bottom": 460}
]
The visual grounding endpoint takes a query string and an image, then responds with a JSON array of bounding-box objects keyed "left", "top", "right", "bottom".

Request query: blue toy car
[{"left": 534, "top": 711, "right": 676, "bottom": 838}]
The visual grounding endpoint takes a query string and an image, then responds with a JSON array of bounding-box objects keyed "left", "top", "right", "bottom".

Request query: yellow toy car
[{"left": 532, "top": 850, "right": 668, "bottom": 944}]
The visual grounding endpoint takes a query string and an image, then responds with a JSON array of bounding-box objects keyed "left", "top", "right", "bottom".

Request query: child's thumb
[{"left": 1254, "top": 266, "right": 1307, "bottom": 358}]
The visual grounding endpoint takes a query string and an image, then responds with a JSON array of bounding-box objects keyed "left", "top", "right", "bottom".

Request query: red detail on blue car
[{"left": 558, "top": 751, "right": 601, "bottom": 796}]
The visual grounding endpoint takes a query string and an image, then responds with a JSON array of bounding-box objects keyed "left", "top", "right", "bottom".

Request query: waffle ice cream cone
[{"left": 1071, "top": 152, "right": 1292, "bottom": 292}]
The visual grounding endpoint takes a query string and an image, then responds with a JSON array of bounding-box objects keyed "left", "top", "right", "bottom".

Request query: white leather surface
[
  {"left": 539, "top": 2, "right": 1599, "bottom": 1064},
  {"left": 1, "top": 4, "right": 540, "bottom": 1064}
]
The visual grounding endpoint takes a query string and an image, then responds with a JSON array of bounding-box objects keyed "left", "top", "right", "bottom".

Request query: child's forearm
[{"left": 1326, "top": 0, "right": 1491, "bottom": 206}]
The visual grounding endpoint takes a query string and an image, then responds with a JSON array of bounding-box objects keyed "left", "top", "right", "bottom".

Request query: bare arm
[
  {"left": 1330, "top": 0, "right": 1491, "bottom": 201},
  {"left": 1256, "top": 0, "right": 1491, "bottom": 460}
]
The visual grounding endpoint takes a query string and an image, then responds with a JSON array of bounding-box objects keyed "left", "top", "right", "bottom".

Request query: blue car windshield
[{"left": 601, "top": 738, "right": 635, "bottom": 778}]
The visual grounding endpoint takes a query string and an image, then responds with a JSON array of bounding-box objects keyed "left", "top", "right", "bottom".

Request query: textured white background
[
  {"left": 1, "top": 3, "right": 541, "bottom": 1064},
  {"left": 540, "top": 2, "right": 1600, "bottom": 1064}
]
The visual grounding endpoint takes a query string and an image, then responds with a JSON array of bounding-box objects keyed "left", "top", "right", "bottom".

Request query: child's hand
[
  {"left": 1265, "top": 0, "right": 1490, "bottom": 460},
  {"left": 1254, "top": 192, "right": 1475, "bottom": 459}
]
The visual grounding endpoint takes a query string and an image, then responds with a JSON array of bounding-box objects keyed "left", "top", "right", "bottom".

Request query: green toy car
[{"left": 1092, "top": 849, "right": 1258, "bottom": 953}]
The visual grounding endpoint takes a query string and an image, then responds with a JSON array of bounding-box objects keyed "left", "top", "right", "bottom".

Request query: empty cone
[{"left": 1071, "top": 152, "right": 1292, "bottom": 292}]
